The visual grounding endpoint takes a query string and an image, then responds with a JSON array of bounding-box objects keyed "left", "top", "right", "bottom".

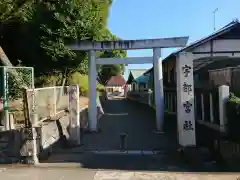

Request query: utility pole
[{"left": 213, "top": 8, "right": 218, "bottom": 31}]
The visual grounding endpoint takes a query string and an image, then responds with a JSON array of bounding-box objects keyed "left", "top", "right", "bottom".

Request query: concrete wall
[
  {"left": 37, "top": 116, "right": 70, "bottom": 158},
  {"left": 37, "top": 107, "right": 90, "bottom": 159},
  {"left": 127, "top": 91, "right": 152, "bottom": 106},
  {"left": 0, "top": 129, "right": 25, "bottom": 163},
  {"left": 0, "top": 106, "right": 90, "bottom": 163}
]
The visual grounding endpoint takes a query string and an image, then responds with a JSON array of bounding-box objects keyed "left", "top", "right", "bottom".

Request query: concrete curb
[{"left": 35, "top": 163, "right": 84, "bottom": 168}]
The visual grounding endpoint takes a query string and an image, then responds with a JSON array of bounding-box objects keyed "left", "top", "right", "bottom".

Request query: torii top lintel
[{"left": 68, "top": 36, "right": 189, "bottom": 51}]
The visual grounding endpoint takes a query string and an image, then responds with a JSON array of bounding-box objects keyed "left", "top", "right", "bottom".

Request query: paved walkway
[
  {"left": 44, "top": 98, "right": 222, "bottom": 171},
  {"left": 80, "top": 98, "right": 177, "bottom": 151},
  {"left": 0, "top": 166, "right": 240, "bottom": 180},
  {"left": 1, "top": 97, "right": 240, "bottom": 178}
]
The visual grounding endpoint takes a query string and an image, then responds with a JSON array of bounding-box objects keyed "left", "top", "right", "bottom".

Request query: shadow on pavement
[{"left": 42, "top": 98, "right": 240, "bottom": 173}]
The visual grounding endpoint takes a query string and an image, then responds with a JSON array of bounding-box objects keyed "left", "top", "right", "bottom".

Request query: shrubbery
[
  {"left": 227, "top": 93, "right": 240, "bottom": 140},
  {"left": 35, "top": 74, "right": 62, "bottom": 87},
  {"left": 34, "top": 72, "right": 105, "bottom": 98},
  {"left": 68, "top": 72, "right": 104, "bottom": 97},
  {"left": 0, "top": 68, "right": 33, "bottom": 101}
]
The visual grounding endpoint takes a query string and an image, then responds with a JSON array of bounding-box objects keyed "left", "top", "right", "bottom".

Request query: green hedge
[{"left": 227, "top": 93, "right": 240, "bottom": 141}]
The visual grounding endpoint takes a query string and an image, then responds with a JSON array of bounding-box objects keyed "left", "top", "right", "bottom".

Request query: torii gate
[{"left": 69, "top": 37, "right": 196, "bottom": 147}]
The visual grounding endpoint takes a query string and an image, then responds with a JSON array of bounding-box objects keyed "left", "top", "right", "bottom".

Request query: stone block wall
[
  {"left": 0, "top": 101, "right": 105, "bottom": 164},
  {"left": 0, "top": 129, "right": 25, "bottom": 163},
  {"left": 0, "top": 106, "right": 90, "bottom": 163}
]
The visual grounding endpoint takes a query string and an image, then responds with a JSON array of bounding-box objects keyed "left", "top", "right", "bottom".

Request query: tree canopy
[{"left": 0, "top": 0, "right": 126, "bottom": 85}]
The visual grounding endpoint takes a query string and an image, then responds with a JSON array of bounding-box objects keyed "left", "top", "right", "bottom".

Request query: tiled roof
[
  {"left": 135, "top": 74, "right": 150, "bottom": 84},
  {"left": 126, "top": 69, "right": 149, "bottom": 84},
  {"left": 106, "top": 75, "right": 126, "bottom": 86},
  {"left": 129, "top": 69, "right": 148, "bottom": 79}
]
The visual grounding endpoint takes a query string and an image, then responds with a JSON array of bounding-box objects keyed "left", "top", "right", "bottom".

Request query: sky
[{"left": 107, "top": 0, "right": 240, "bottom": 79}]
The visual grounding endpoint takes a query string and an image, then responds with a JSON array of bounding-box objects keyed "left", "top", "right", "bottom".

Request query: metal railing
[{"left": 0, "top": 66, "right": 34, "bottom": 129}]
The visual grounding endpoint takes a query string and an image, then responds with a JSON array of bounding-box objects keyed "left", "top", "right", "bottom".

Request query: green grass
[
  {"left": 68, "top": 72, "right": 103, "bottom": 103},
  {"left": 69, "top": 73, "right": 103, "bottom": 89}
]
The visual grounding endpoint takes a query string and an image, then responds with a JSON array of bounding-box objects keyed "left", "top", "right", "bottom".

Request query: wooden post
[
  {"left": 209, "top": 92, "right": 214, "bottom": 123},
  {"left": 201, "top": 93, "right": 205, "bottom": 121}
]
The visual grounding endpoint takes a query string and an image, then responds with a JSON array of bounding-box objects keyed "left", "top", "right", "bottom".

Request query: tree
[
  {"left": 0, "top": 0, "right": 34, "bottom": 23},
  {"left": 97, "top": 50, "right": 126, "bottom": 84},
  {"left": 0, "top": 0, "right": 126, "bottom": 86},
  {"left": 0, "top": 0, "right": 35, "bottom": 90},
  {"left": 96, "top": 28, "right": 127, "bottom": 84}
]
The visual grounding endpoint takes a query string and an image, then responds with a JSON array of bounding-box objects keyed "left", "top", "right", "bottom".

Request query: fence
[
  {"left": 164, "top": 85, "right": 229, "bottom": 132},
  {"left": 194, "top": 88, "right": 221, "bottom": 131},
  {"left": 127, "top": 87, "right": 178, "bottom": 112},
  {"left": 209, "top": 67, "right": 232, "bottom": 87},
  {"left": 20, "top": 85, "right": 81, "bottom": 164},
  {"left": 127, "top": 87, "right": 177, "bottom": 112},
  {"left": 0, "top": 66, "right": 34, "bottom": 129},
  {"left": 25, "top": 86, "right": 69, "bottom": 123},
  {"left": 209, "top": 66, "right": 240, "bottom": 94},
  {"left": 164, "top": 88, "right": 177, "bottom": 115}
]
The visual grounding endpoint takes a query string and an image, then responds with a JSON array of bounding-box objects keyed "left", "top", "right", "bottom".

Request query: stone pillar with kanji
[{"left": 176, "top": 52, "right": 196, "bottom": 147}]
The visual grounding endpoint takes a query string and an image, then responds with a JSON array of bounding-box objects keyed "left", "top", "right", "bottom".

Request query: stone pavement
[
  {"left": 0, "top": 166, "right": 240, "bottom": 180},
  {"left": 80, "top": 98, "right": 177, "bottom": 151}
]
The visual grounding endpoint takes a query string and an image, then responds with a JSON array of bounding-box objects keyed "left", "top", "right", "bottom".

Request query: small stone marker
[{"left": 120, "top": 133, "right": 127, "bottom": 150}]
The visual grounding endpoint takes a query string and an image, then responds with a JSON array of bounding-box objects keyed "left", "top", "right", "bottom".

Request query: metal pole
[
  {"left": 213, "top": 8, "right": 218, "bottom": 31},
  {"left": 53, "top": 87, "right": 57, "bottom": 116},
  {"left": 31, "top": 67, "right": 35, "bottom": 88},
  {"left": 3, "top": 67, "right": 9, "bottom": 130}
]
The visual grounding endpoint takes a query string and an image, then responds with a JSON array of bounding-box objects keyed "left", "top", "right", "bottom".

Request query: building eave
[{"left": 164, "top": 20, "right": 240, "bottom": 61}]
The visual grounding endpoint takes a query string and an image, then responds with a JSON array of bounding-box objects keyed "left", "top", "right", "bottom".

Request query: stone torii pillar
[
  {"left": 88, "top": 50, "right": 98, "bottom": 131},
  {"left": 68, "top": 37, "right": 189, "bottom": 133},
  {"left": 153, "top": 48, "right": 164, "bottom": 132}
]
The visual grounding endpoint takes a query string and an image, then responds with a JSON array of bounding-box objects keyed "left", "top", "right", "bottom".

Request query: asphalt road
[{"left": 45, "top": 97, "right": 223, "bottom": 172}]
